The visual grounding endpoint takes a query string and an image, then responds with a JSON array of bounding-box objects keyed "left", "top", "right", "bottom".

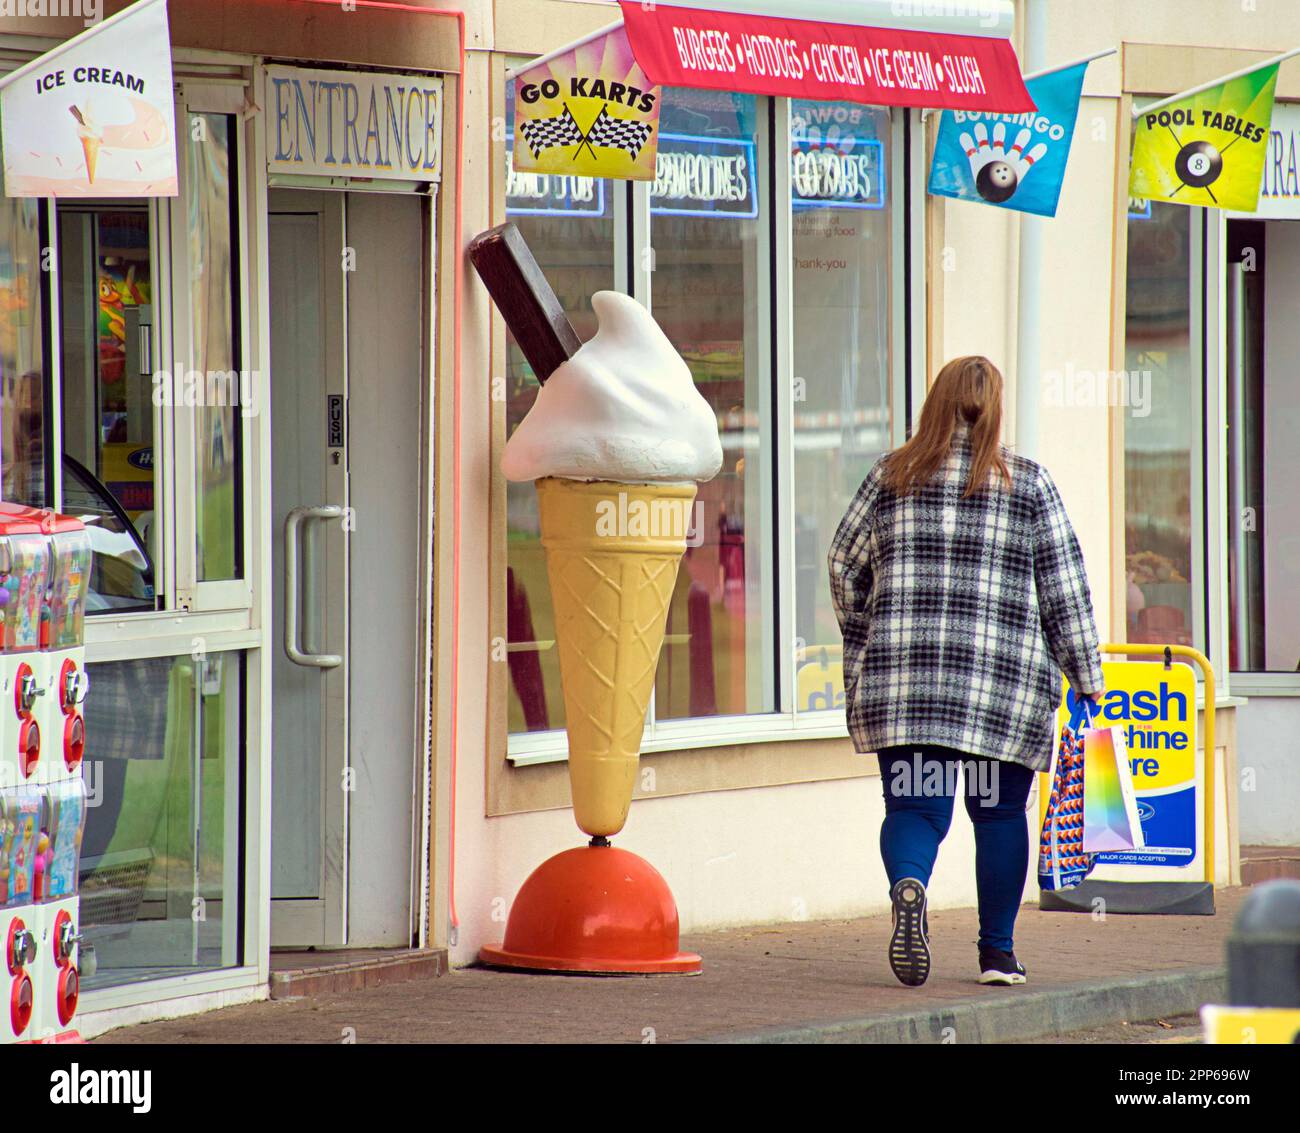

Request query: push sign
[{"left": 327, "top": 395, "right": 345, "bottom": 449}]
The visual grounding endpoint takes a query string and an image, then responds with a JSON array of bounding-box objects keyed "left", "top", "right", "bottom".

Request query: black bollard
[{"left": 1227, "top": 879, "right": 1300, "bottom": 1008}]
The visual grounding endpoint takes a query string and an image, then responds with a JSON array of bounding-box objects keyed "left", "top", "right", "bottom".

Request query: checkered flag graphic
[
  {"left": 585, "top": 106, "right": 654, "bottom": 158},
  {"left": 519, "top": 105, "right": 586, "bottom": 158}
]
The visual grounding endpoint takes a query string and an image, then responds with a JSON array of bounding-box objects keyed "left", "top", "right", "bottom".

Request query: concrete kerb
[{"left": 689, "top": 968, "right": 1226, "bottom": 1044}]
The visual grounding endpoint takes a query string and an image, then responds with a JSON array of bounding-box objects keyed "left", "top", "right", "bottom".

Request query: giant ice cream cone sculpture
[
  {"left": 471, "top": 224, "right": 721, "bottom": 973},
  {"left": 537, "top": 477, "right": 695, "bottom": 836}
]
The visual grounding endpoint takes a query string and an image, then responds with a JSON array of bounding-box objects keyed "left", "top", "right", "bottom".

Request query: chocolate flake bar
[{"left": 468, "top": 222, "right": 581, "bottom": 385}]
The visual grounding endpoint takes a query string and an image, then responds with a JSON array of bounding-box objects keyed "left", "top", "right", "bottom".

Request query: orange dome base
[{"left": 479, "top": 844, "right": 702, "bottom": 975}]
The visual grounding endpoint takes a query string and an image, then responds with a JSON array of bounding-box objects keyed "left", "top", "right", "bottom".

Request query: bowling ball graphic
[
  {"left": 976, "top": 159, "right": 1018, "bottom": 203},
  {"left": 1174, "top": 140, "right": 1223, "bottom": 188}
]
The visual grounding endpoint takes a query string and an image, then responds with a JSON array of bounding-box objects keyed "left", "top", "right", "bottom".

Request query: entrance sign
[
  {"left": 266, "top": 66, "right": 444, "bottom": 184},
  {"left": 0, "top": 0, "right": 177, "bottom": 198},
  {"left": 511, "top": 24, "right": 662, "bottom": 182},
  {"left": 1059, "top": 661, "right": 1200, "bottom": 873},
  {"left": 617, "top": 0, "right": 1035, "bottom": 112},
  {"left": 928, "top": 58, "right": 1090, "bottom": 217},
  {"left": 1130, "top": 61, "right": 1279, "bottom": 211}
]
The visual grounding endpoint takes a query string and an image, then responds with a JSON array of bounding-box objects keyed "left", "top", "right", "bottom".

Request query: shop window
[
  {"left": 503, "top": 82, "right": 910, "bottom": 750},
  {"left": 503, "top": 76, "right": 616, "bottom": 735},
  {"left": 650, "top": 87, "right": 775, "bottom": 719},
  {"left": 1225, "top": 219, "right": 1300, "bottom": 672},
  {"left": 58, "top": 205, "right": 159, "bottom": 612},
  {"left": 1123, "top": 201, "right": 1196, "bottom": 650},
  {"left": 80, "top": 650, "right": 243, "bottom": 990},
  {"left": 790, "top": 100, "right": 893, "bottom": 715},
  {"left": 0, "top": 200, "right": 47, "bottom": 509}
]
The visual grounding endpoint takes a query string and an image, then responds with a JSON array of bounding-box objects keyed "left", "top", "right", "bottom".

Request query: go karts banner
[
  {"left": 1130, "top": 63, "right": 1279, "bottom": 211},
  {"left": 512, "top": 24, "right": 662, "bottom": 183},
  {"left": 0, "top": 0, "right": 177, "bottom": 198},
  {"left": 927, "top": 59, "right": 1088, "bottom": 217}
]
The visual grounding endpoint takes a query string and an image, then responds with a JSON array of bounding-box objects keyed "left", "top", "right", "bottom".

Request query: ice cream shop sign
[
  {"left": 267, "top": 65, "right": 444, "bottom": 184},
  {"left": 0, "top": 0, "right": 176, "bottom": 197}
]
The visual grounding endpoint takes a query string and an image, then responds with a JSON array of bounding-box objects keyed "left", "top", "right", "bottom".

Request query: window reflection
[
  {"left": 0, "top": 199, "right": 46, "bottom": 508},
  {"left": 1124, "top": 202, "right": 1194, "bottom": 649},
  {"left": 81, "top": 652, "right": 241, "bottom": 989},
  {"left": 58, "top": 206, "right": 157, "bottom": 612},
  {"left": 187, "top": 113, "right": 242, "bottom": 582}
]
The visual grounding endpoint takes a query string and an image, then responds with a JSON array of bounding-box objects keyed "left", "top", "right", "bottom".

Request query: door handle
[{"left": 285, "top": 504, "right": 343, "bottom": 669}]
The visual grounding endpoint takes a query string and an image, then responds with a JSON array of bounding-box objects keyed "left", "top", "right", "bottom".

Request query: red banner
[{"left": 618, "top": 1, "right": 1035, "bottom": 113}]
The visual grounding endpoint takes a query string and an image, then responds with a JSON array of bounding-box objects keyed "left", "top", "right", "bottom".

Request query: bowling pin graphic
[
  {"left": 991, "top": 122, "right": 1007, "bottom": 159},
  {"left": 1014, "top": 142, "right": 1049, "bottom": 178}
]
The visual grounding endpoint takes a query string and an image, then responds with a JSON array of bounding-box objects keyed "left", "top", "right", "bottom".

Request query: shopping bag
[
  {"left": 1083, "top": 724, "right": 1146, "bottom": 852},
  {"left": 1038, "top": 696, "right": 1097, "bottom": 891}
]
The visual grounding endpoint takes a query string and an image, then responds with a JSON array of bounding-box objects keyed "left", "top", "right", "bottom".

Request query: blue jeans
[{"left": 877, "top": 745, "right": 1034, "bottom": 953}]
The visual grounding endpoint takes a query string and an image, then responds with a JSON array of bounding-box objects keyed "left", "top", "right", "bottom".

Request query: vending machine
[{"left": 0, "top": 505, "right": 52, "bottom": 1043}]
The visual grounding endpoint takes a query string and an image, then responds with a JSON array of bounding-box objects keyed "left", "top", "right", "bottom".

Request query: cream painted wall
[{"left": 1047, "top": 0, "right": 1300, "bottom": 95}]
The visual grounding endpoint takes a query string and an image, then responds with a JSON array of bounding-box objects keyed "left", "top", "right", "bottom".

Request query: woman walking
[{"left": 828, "top": 356, "right": 1103, "bottom": 987}]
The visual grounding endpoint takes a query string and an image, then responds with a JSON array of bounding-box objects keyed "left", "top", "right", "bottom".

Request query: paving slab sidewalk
[{"left": 93, "top": 887, "right": 1244, "bottom": 1045}]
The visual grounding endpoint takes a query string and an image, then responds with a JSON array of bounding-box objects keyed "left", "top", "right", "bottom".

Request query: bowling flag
[
  {"left": 511, "top": 23, "right": 662, "bottom": 182},
  {"left": 927, "top": 59, "right": 1089, "bottom": 217},
  {"left": 0, "top": 0, "right": 177, "bottom": 198},
  {"left": 1129, "top": 62, "right": 1279, "bottom": 211}
]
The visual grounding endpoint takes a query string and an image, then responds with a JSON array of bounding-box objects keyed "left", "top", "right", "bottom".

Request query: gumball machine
[
  {"left": 33, "top": 513, "right": 91, "bottom": 790},
  {"left": 0, "top": 788, "right": 42, "bottom": 1043},
  {"left": 0, "top": 504, "right": 53, "bottom": 789},
  {"left": 31, "top": 514, "right": 91, "bottom": 1041},
  {"left": 31, "top": 779, "right": 85, "bottom": 1040}
]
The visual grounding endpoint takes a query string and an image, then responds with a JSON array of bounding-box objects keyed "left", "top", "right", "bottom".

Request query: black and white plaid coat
[{"left": 828, "top": 424, "right": 1104, "bottom": 772}]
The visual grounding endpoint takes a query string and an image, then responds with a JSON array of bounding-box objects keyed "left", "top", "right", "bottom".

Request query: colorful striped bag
[{"left": 1038, "top": 696, "right": 1098, "bottom": 891}]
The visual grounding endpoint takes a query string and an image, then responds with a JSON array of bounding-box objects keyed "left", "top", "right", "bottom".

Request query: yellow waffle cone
[
  {"left": 79, "top": 135, "right": 101, "bottom": 183},
  {"left": 537, "top": 477, "right": 696, "bottom": 837}
]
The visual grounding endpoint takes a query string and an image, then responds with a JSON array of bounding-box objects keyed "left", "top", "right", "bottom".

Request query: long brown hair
[{"left": 883, "top": 355, "right": 1011, "bottom": 497}]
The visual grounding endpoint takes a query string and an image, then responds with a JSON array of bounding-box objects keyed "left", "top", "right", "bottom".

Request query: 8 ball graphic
[{"left": 1174, "top": 140, "right": 1223, "bottom": 189}]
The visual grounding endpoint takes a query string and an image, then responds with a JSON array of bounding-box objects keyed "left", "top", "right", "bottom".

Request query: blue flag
[{"left": 927, "top": 61, "right": 1088, "bottom": 217}]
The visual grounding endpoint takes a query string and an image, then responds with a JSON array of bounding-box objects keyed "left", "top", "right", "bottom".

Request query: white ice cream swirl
[{"left": 501, "top": 291, "right": 723, "bottom": 484}]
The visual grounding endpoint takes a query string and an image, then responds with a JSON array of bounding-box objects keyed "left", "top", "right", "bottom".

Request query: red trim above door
[{"left": 618, "top": 1, "right": 1035, "bottom": 111}]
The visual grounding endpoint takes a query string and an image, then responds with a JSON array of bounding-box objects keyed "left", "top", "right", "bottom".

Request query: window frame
[{"left": 504, "top": 91, "right": 922, "bottom": 765}]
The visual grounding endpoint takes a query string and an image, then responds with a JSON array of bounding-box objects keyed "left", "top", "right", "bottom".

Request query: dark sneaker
[
  {"left": 888, "top": 878, "right": 931, "bottom": 987},
  {"left": 978, "top": 947, "right": 1027, "bottom": 985}
]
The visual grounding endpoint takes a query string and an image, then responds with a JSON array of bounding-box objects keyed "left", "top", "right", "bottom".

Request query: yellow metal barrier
[{"left": 1042, "top": 643, "right": 1217, "bottom": 886}]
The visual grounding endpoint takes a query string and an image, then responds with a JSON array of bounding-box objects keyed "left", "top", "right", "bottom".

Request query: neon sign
[{"left": 792, "top": 136, "right": 884, "bottom": 210}]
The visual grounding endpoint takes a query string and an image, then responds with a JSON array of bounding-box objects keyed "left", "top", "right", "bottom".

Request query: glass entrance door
[{"left": 268, "top": 188, "right": 428, "bottom": 949}]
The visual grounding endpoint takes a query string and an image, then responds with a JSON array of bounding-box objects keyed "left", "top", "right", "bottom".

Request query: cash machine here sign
[{"left": 1059, "top": 660, "right": 1199, "bottom": 870}]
